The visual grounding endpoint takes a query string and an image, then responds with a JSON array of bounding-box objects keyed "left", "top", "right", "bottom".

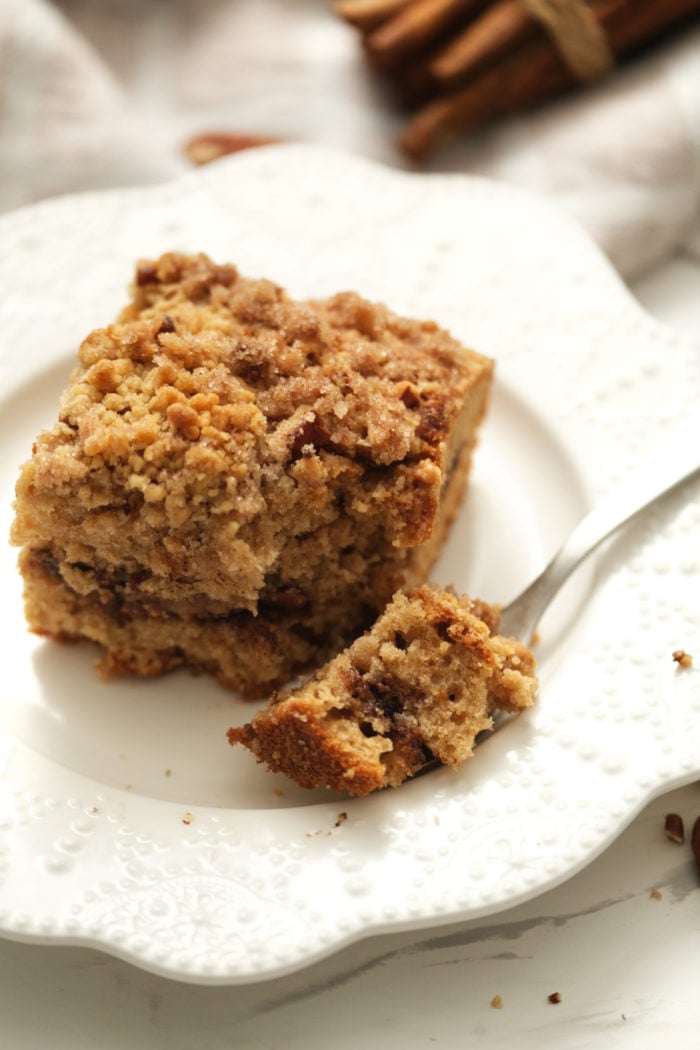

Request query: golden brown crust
[
  {"left": 12, "top": 253, "right": 492, "bottom": 695},
  {"left": 227, "top": 714, "right": 387, "bottom": 796},
  {"left": 229, "top": 585, "right": 537, "bottom": 794}
]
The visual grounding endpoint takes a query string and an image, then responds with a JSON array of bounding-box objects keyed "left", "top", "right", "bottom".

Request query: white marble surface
[{"left": 0, "top": 255, "right": 698, "bottom": 1048}]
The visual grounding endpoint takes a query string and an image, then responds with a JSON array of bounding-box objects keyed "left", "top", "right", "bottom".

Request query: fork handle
[{"left": 498, "top": 409, "right": 700, "bottom": 642}]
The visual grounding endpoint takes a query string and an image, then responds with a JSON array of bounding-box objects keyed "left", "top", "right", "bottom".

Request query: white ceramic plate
[{"left": 0, "top": 145, "right": 698, "bottom": 985}]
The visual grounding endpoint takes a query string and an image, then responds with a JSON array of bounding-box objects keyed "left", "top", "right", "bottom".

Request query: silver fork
[{"left": 497, "top": 409, "right": 700, "bottom": 645}]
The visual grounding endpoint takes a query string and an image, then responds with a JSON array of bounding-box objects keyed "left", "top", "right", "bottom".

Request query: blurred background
[{"left": 1, "top": 0, "right": 700, "bottom": 280}]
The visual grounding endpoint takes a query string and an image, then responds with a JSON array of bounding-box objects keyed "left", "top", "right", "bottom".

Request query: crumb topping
[
  {"left": 672, "top": 649, "right": 693, "bottom": 669},
  {"left": 12, "top": 253, "right": 489, "bottom": 613}
]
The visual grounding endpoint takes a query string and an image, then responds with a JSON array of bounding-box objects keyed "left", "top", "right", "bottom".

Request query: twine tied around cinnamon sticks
[
  {"left": 334, "top": 0, "right": 700, "bottom": 159},
  {"left": 521, "top": 0, "right": 613, "bottom": 81}
]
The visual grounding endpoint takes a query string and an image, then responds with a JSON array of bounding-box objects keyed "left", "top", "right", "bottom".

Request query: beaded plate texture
[{"left": 0, "top": 145, "right": 698, "bottom": 984}]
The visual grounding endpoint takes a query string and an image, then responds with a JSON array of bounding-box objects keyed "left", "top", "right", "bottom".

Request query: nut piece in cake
[
  {"left": 228, "top": 585, "right": 537, "bottom": 795},
  {"left": 11, "top": 253, "right": 493, "bottom": 697}
]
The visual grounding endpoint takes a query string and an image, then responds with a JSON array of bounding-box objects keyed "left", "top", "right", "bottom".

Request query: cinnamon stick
[
  {"left": 429, "top": 0, "right": 534, "bottom": 86},
  {"left": 400, "top": 53, "right": 545, "bottom": 157},
  {"left": 401, "top": 0, "right": 700, "bottom": 158},
  {"left": 428, "top": 0, "right": 635, "bottom": 90},
  {"left": 364, "top": 0, "right": 488, "bottom": 69},
  {"left": 334, "top": 0, "right": 414, "bottom": 31}
]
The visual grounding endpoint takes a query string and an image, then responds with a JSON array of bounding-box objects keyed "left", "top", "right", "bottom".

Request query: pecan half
[
  {"left": 664, "top": 812, "right": 685, "bottom": 845},
  {"left": 691, "top": 816, "right": 700, "bottom": 881},
  {"left": 184, "top": 132, "right": 281, "bottom": 166}
]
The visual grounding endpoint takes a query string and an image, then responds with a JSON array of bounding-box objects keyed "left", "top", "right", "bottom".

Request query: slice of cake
[
  {"left": 11, "top": 253, "right": 493, "bottom": 697},
  {"left": 228, "top": 585, "right": 537, "bottom": 795}
]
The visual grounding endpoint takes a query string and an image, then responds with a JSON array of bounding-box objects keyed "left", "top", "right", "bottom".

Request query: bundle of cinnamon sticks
[{"left": 334, "top": 0, "right": 700, "bottom": 160}]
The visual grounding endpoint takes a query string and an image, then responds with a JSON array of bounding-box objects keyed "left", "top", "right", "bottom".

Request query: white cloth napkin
[{"left": 2, "top": 0, "right": 700, "bottom": 280}]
